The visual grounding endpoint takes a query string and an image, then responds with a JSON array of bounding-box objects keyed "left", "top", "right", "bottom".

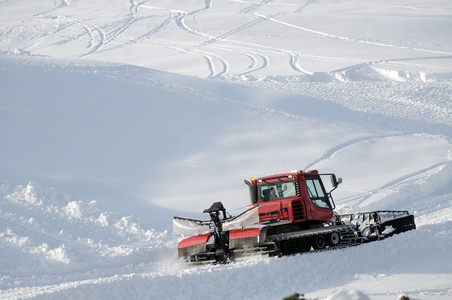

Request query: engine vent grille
[
  {"left": 292, "top": 200, "right": 304, "bottom": 220},
  {"left": 295, "top": 180, "right": 301, "bottom": 196}
]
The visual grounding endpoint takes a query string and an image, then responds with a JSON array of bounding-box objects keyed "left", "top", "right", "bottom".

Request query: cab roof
[{"left": 252, "top": 170, "right": 319, "bottom": 183}]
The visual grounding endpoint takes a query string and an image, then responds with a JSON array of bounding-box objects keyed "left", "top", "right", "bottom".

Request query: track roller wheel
[
  {"left": 311, "top": 235, "right": 327, "bottom": 250},
  {"left": 327, "top": 232, "right": 341, "bottom": 247},
  {"left": 281, "top": 239, "right": 297, "bottom": 255},
  {"left": 297, "top": 238, "right": 311, "bottom": 252}
]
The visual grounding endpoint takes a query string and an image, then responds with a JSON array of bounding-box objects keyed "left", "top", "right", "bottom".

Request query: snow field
[
  {"left": 1, "top": 0, "right": 452, "bottom": 299},
  {"left": 1, "top": 177, "right": 451, "bottom": 299}
]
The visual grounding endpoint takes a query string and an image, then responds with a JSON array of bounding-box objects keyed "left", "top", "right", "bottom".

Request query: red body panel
[
  {"left": 177, "top": 233, "right": 212, "bottom": 249},
  {"left": 229, "top": 227, "right": 261, "bottom": 240},
  {"left": 257, "top": 201, "right": 284, "bottom": 222}
]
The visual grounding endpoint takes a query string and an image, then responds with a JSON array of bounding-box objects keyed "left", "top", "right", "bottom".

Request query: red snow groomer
[{"left": 173, "top": 170, "right": 416, "bottom": 264}]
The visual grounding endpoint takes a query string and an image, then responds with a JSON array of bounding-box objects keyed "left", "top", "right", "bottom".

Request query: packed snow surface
[{"left": 1, "top": 0, "right": 451, "bottom": 299}]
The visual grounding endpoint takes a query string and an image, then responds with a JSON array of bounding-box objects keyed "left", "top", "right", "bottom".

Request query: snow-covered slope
[
  {"left": 1, "top": 179, "right": 451, "bottom": 299},
  {"left": 1, "top": 0, "right": 451, "bottom": 78},
  {"left": 1, "top": 0, "right": 451, "bottom": 299},
  {"left": 0, "top": 180, "right": 175, "bottom": 277},
  {"left": 1, "top": 57, "right": 450, "bottom": 228}
]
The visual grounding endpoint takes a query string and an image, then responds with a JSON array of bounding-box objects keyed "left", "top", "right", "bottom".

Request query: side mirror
[{"left": 331, "top": 175, "right": 342, "bottom": 188}]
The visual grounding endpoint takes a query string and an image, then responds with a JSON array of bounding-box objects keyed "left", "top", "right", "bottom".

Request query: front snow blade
[
  {"left": 339, "top": 210, "right": 416, "bottom": 241},
  {"left": 222, "top": 205, "right": 260, "bottom": 231},
  {"left": 173, "top": 217, "right": 213, "bottom": 235}
]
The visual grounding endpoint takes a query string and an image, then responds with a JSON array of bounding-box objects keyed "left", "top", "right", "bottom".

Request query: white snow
[{"left": 1, "top": 0, "right": 451, "bottom": 299}]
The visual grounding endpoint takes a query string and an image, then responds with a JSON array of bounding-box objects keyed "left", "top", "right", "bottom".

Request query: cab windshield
[
  {"left": 305, "top": 177, "right": 332, "bottom": 209},
  {"left": 257, "top": 181, "right": 296, "bottom": 202}
]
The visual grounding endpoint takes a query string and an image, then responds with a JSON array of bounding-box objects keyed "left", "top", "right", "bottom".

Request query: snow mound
[
  {"left": 326, "top": 289, "right": 370, "bottom": 300},
  {"left": 0, "top": 180, "right": 177, "bottom": 289}
]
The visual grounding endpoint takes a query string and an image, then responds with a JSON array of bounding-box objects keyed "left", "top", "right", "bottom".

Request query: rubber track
[
  {"left": 266, "top": 224, "right": 362, "bottom": 245},
  {"left": 183, "top": 225, "right": 362, "bottom": 265}
]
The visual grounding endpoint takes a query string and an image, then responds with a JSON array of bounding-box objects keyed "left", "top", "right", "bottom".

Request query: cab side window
[{"left": 306, "top": 178, "right": 331, "bottom": 209}]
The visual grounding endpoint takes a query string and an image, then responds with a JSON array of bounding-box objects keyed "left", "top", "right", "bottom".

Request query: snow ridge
[{"left": 0, "top": 181, "right": 176, "bottom": 289}]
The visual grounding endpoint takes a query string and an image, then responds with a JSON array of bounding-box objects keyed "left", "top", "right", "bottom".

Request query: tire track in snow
[
  {"left": 108, "top": 3, "right": 183, "bottom": 51},
  {"left": 205, "top": 0, "right": 213, "bottom": 9},
  {"left": 77, "top": 3, "right": 181, "bottom": 55},
  {"left": 170, "top": 42, "right": 230, "bottom": 77},
  {"left": 32, "top": 15, "right": 106, "bottom": 57},
  {"left": 304, "top": 135, "right": 399, "bottom": 171},
  {"left": 78, "top": 22, "right": 106, "bottom": 56},
  {"left": 239, "top": 0, "right": 273, "bottom": 14},
  {"left": 342, "top": 161, "right": 450, "bottom": 208},
  {"left": 112, "top": 0, "right": 171, "bottom": 44},
  {"left": 289, "top": 51, "right": 313, "bottom": 75},
  {"left": 305, "top": 134, "right": 452, "bottom": 207},
  {"left": 295, "top": 0, "right": 316, "bottom": 13},
  {"left": 34, "top": 0, "right": 70, "bottom": 17},
  {"left": 180, "top": 41, "right": 268, "bottom": 77},
  {"left": 171, "top": 0, "right": 305, "bottom": 77},
  {"left": 174, "top": 0, "right": 213, "bottom": 39},
  {"left": 173, "top": 8, "right": 269, "bottom": 76},
  {"left": 201, "top": 52, "right": 228, "bottom": 78},
  {"left": 205, "top": 37, "right": 313, "bottom": 75},
  {"left": 20, "top": 2, "right": 311, "bottom": 76},
  {"left": 182, "top": 13, "right": 314, "bottom": 75},
  {"left": 331, "top": 55, "right": 452, "bottom": 75},
  {"left": 1, "top": 19, "right": 58, "bottom": 53},
  {"left": 100, "top": 17, "right": 144, "bottom": 45},
  {"left": 0, "top": 0, "right": 19, "bottom": 6},
  {"left": 237, "top": 51, "right": 269, "bottom": 76},
  {"left": 378, "top": 161, "right": 450, "bottom": 191},
  {"left": 129, "top": 0, "right": 139, "bottom": 15},
  {"left": 165, "top": 0, "right": 239, "bottom": 77},
  {"left": 94, "top": 9, "right": 176, "bottom": 54},
  {"left": 175, "top": 12, "right": 210, "bottom": 39},
  {"left": 128, "top": 0, "right": 156, "bottom": 15},
  {"left": 254, "top": 13, "right": 452, "bottom": 56},
  {"left": 192, "top": 17, "right": 265, "bottom": 49},
  {"left": 185, "top": 15, "right": 313, "bottom": 76},
  {"left": 111, "top": 15, "right": 173, "bottom": 47}
]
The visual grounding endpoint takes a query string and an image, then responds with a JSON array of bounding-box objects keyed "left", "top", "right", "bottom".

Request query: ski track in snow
[
  {"left": 339, "top": 161, "right": 450, "bottom": 209},
  {"left": 303, "top": 135, "right": 393, "bottom": 171},
  {"left": 305, "top": 132, "right": 452, "bottom": 208},
  {"left": 239, "top": 0, "right": 274, "bottom": 14},
  {"left": 34, "top": 0, "right": 70, "bottom": 17},
  {"left": 3, "top": 0, "right": 450, "bottom": 77},
  {"left": 295, "top": 0, "right": 316, "bottom": 13},
  {"left": 254, "top": 13, "right": 452, "bottom": 56},
  {"left": 331, "top": 55, "right": 452, "bottom": 75}
]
